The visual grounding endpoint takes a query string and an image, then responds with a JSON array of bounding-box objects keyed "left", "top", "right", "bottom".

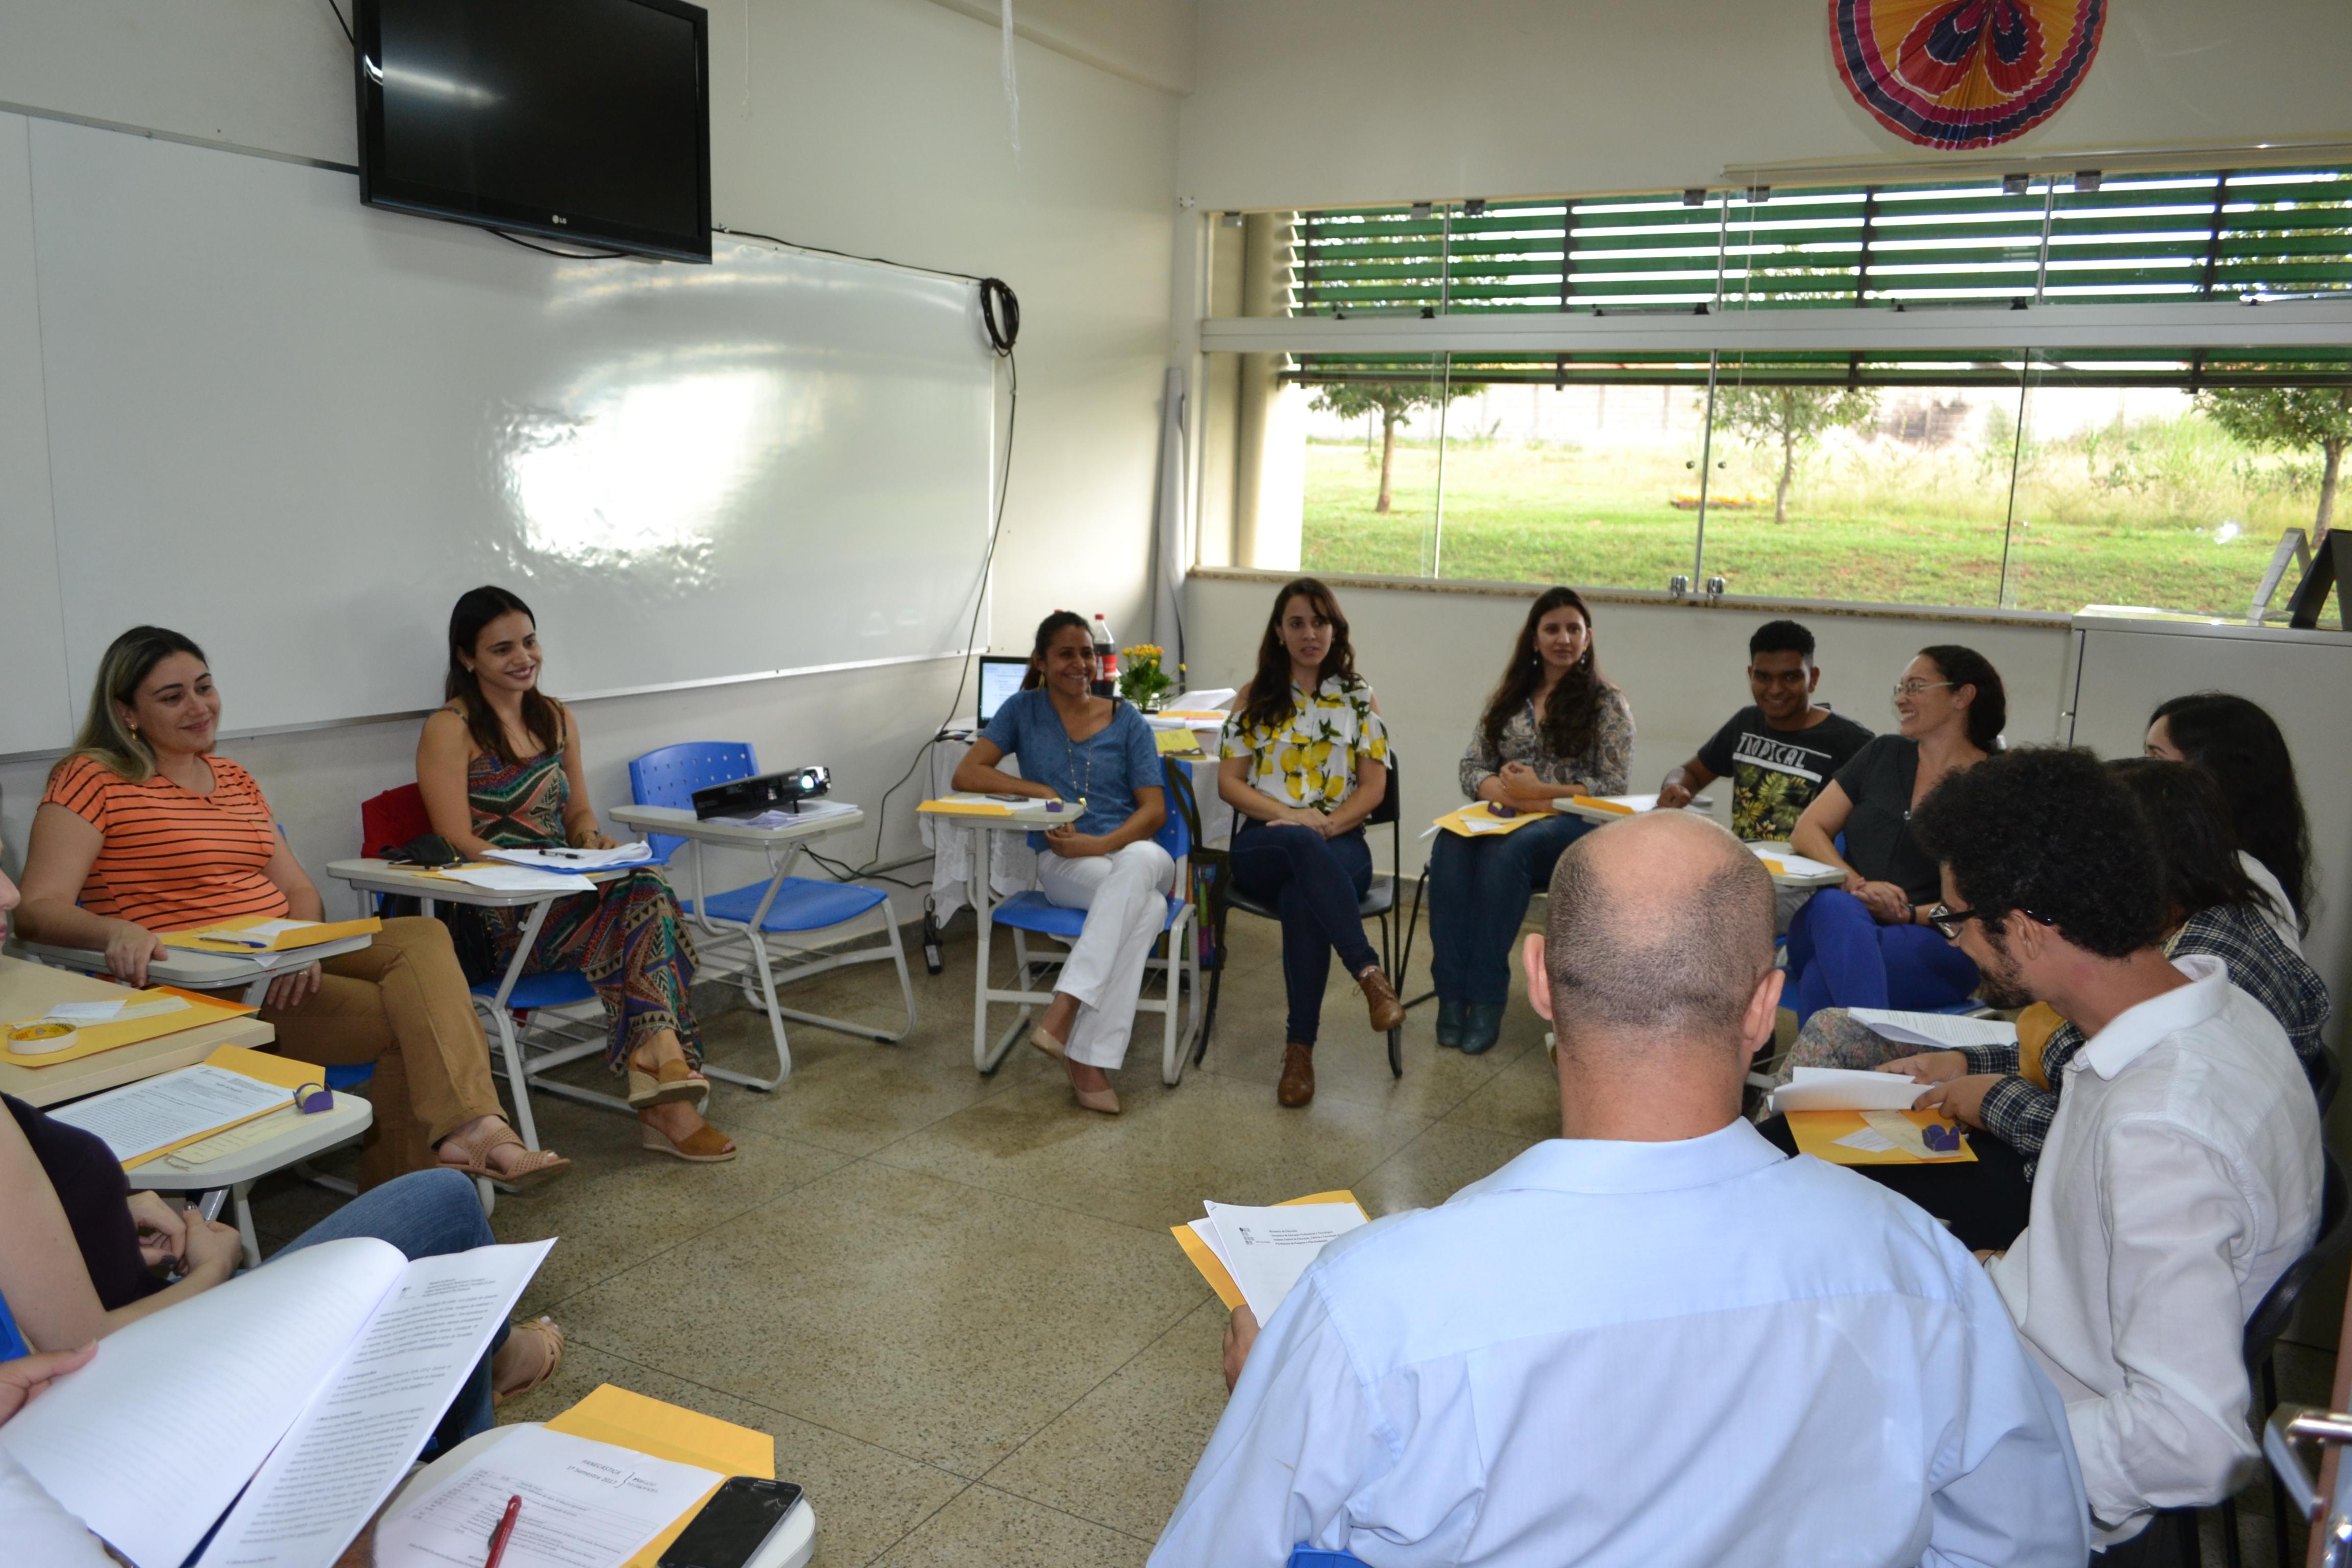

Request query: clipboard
[
  {"left": 160, "top": 914, "right": 381, "bottom": 955},
  {"left": 547, "top": 1385, "right": 776, "bottom": 1568},
  {"left": 1171, "top": 1189, "right": 1370, "bottom": 1310}
]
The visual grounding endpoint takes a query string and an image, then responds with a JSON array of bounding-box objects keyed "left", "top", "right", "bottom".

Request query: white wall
[
  {"left": 0, "top": 0, "right": 1179, "bottom": 910},
  {"left": 1181, "top": 570, "right": 2078, "bottom": 878},
  {"left": 1177, "top": 0, "right": 2352, "bottom": 211}
]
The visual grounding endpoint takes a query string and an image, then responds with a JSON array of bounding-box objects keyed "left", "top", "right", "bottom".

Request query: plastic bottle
[{"left": 1091, "top": 612, "right": 1118, "bottom": 697}]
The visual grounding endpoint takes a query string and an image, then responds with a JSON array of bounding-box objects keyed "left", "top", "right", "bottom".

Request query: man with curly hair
[{"left": 1910, "top": 747, "right": 2322, "bottom": 1553}]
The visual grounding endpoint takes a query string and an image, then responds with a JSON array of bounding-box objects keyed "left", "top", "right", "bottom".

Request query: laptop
[{"left": 976, "top": 655, "right": 1030, "bottom": 728}]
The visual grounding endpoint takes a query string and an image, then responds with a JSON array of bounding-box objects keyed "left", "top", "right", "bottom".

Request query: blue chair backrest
[
  {"left": 629, "top": 742, "right": 760, "bottom": 862},
  {"left": 1285, "top": 1550, "right": 1366, "bottom": 1568},
  {"left": 0, "top": 1287, "right": 29, "bottom": 1364},
  {"left": 1155, "top": 758, "right": 1193, "bottom": 867}
]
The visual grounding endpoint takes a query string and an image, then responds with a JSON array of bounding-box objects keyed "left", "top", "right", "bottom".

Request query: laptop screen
[{"left": 976, "top": 656, "right": 1029, "bottom": 728}]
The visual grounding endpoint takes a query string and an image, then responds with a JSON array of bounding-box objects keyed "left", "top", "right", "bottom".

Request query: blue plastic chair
[
  {"left": 628, "top": 743, "right": 916, "bottom": 1089},
  {"left": 1286, "top": 1550, "right": 1367, "bottom": 1567},
  {"left": 0, "top": 1288, "right": 29, "bottom": 1364},
  {"left": 982, "top": 759, "right": 1202, "bottom": 1087}
]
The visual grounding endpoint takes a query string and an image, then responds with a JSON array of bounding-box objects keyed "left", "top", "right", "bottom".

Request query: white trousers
[{"left": 1031, "top": 840, "right": 1177, "bottom": 1070}]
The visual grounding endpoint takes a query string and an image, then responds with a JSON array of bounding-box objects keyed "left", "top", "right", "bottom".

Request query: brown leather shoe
[
  {"left": 1358, "top": 967, "right": 1406, "bottom": 1033},
  {"left": 1277, "top": 1042, "right": 1315, "bottom": 1108}
]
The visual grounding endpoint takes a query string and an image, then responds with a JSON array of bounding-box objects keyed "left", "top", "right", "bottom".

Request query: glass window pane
[
  {"left": 2006, "top": 352, "right": 2352, "bottom": 617},
  {"left": 1695, "top": 353, "right": 2025, "bottom": 606},
  {"left": 1287, "top": 351, "right": 1447, "bottom": 577}
]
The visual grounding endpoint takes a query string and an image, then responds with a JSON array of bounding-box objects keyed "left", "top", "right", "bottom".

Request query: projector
[{"left": 692, "top": 765, "right": 832, "bottom": 820}]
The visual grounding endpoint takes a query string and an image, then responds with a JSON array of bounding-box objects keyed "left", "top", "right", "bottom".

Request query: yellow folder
[
  {"left": 160, "top": 914, "right": 381, "bottom": 955},
  {"left": 119, "top": 1044, "right": 328, "bottom": 1169},
  {"left": 4, "top": 986, "right": 257, "bottom": 1067},
  {"left": 1431, "top": 803, "right": 1547, "bottom": 839},
  {"left": 547, "top": 1385, "right": 776, "bottom": 1568},
  {"left": 1568, "top": 795, "right": 1637, "bottom": 815},
  {"left": 1171, "top": 1190, "right": 1371, "bottom": 1310},
  {"left": 1786, "top": 1108, "right": 1978, "bottom": 1166}
]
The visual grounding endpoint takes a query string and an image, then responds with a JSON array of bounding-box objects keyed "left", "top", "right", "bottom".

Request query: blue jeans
[
  {"left": 1229, "top": 822, "right": 1376, "bottom": 1047},
  {"left": 1785, "top": 888, "right": 1978, "bottom": 1024},
  {"left": 1427, "top": 814, "right": 1593, "bottom": 1006},
  {"left": 270, "top": 1167, "right": 505, "bottom": 1457}
]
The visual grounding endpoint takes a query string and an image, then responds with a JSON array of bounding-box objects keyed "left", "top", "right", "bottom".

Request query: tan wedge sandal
[
  {"left": 627, "top": 1054, "right": 710, "bottom": 1111},
  {"left": 437, "top": 1121, "right": 571, "bottom": 1191},
  {"left": 641, "top": 1120, "right": 737, "bottom": 1163}
]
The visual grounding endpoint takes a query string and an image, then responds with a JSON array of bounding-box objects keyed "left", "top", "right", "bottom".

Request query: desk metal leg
[
  {"left": 971, "top": 830, "right": 997, "bottom": 1072},
  {"left": 478, "top": 900, "right": 552, "bottom": 1149}
]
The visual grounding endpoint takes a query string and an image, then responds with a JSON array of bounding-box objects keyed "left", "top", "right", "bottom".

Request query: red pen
[{"left": 484, "top": 1494, "right": 522, "bottom": 1568}]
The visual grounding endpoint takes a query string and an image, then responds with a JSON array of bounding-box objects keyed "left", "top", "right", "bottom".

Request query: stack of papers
[
  {"left": 918, "top": 793, "right": 1086, "bottom": 823},
  {"left": 48, "top": 1061, "right": 293, "bottom": 1166},
  {"left": 377, "top": 1427, "right": 721, "bottom": 1568},
  {"left": 1423, "top": 803, "right": 1546, "bottom": 840},
  {"left": 435, "top": 864, "right": 599, "bottom": 895},
  {"left": 1746, "top": 845, "right": 1845, "bottom": 885},
  {"left": 1846, "top": 1007, "right": 2016, "bottom": 1051},
  {"left": 1178, "top": 1197, "right": 1368, "bottom": 1320},
  {"left": 485, "top": 843, "right": 656, "bottom": 871},
  {"left": 185, "top": 919, "right": 314, "bottom": 949},
  {"left": 1767, "top": 1065, "right": 1926, "bottom": 1114},
  {"left": 708, "top": 799, "right": 859, "bottom": 828}
]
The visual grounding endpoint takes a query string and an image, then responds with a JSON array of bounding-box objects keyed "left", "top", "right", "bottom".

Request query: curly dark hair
[
  {"left": 2106, "top": 757, "right": 2266, "bottom": 926},
  {"left": 1912, "top": 746, "right": 2165, "bottom": 960},
  {"left": 1477, "top": 586, "right": 1610, "bottom": 762}
]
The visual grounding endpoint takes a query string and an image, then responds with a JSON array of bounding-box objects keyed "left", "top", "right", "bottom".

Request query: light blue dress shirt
[{"left": 1150, "top": 1120, "right": 2088, "bottom": 1567}]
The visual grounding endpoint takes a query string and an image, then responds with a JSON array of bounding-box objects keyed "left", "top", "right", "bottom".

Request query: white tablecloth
[{"left": 922, "top": 732, "right": 1229, "bottom": 924}]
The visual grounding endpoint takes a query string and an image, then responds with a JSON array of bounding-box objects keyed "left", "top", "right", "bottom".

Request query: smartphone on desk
[{"left": 659, "top": 1477, "right": 804, "bottom": 1568}]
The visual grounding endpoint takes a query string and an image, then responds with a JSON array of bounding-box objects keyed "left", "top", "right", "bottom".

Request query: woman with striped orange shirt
[{"left": 13, "top": 627, "right": 566, "bottom": 1192}]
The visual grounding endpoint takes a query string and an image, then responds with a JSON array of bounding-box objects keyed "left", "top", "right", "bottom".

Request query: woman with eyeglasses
[{"left": 1782, "top": 646, "right": 2005, "bottom": 1022}]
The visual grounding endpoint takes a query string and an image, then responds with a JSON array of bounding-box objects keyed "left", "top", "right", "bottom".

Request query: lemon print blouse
[{"left": 1219, "top": 676, "right": 1391, "bottom": 813}]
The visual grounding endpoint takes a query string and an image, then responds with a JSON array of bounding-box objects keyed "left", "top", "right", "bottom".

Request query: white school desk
[
  {"left": 9, "top": 933, "right": 377, "bottom": 1008},
  {"left": 607, "top": 803, "right": 913, "bottom": 1089},
  {"left": 0, "top": 952, "right": 371, "bottom": 1264},
  {"left": 935, "top": 810, "right": 1076, "bottom": 1074},
  {"left": 0, "top": 951, "right": 277, "bottom": 1105},
  {"left": 325, "top": 860, "right": 634, "bottom": 1142},
  {"left": 383, "top": 1424, "right": 817, "bottom": 1568},
  {"left": 135, "top": 1090, "right": 373, "bottom": 1267}
]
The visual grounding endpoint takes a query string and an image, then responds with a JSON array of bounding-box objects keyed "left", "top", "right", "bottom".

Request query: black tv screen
[{"left": 356, "top": 0, "right": 711, "bottom": 263}]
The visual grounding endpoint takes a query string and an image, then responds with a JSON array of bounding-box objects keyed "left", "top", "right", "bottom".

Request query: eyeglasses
[
  {"left": 1925, "top": 902, "right": 2058, "bottom": 941},
  {"left": 1892, "top": 679, "right": 1955, "bottom": 700}
]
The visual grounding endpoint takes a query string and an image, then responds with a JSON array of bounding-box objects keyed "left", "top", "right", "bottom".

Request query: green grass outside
[{"left": 1301, "top": 419, "right": 2321, "bottom": 616}]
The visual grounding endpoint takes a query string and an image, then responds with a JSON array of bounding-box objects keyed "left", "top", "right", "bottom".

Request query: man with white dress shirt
[
  {"left": 1910, "top": 747, "right": 2324, "bottom": 1553},
  {"left": 1149, "top": 810, "right": 2087, "bottom": 1567}
]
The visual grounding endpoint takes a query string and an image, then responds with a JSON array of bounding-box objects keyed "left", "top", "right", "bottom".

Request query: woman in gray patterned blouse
[{"left": 1428, "top": 586, "right": 1635, "bottom": 1054}]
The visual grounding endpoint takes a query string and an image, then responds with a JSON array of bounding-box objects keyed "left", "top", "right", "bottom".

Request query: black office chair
[
  {"left": 2313, "top": 1046, "right": 2338, "bottom": 1117},
  {"left": 1197, "top": 762, "right": 1406, "bottom": 1080},
  {"left": 2150, "top": 1144, "right": 2349, "bottom": 1568}
]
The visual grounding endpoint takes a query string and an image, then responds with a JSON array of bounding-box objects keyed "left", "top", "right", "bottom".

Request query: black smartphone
[{"left": 658, "top": 1477, "right": 805, "bottom": 1568}]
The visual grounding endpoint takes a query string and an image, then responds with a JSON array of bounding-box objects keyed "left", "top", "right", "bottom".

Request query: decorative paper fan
[{"left": 1831, "top": 0, "right": 2105, "bottom": 150}]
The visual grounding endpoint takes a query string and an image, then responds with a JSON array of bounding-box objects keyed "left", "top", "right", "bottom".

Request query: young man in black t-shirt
[{"left": 1659, "top": 620, "right": 1874, "bottom": 844}]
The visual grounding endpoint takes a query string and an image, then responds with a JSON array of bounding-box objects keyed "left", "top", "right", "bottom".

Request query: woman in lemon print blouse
[{"left": 1217, "top": 578, "right": 1405, "bottom": 1109}]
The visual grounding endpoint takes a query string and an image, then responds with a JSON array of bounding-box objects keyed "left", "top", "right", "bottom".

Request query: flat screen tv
[{"left": 356, "top": 0, "right": 712, "bottom": 263}]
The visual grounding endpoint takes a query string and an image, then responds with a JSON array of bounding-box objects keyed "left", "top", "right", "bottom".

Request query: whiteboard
[{"left": 1, "top": 113, "right": 993, "bottom": 748}]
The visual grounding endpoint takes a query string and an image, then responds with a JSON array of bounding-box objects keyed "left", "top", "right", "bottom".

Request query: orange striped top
[{"left": 42, "top": 754, "right": 289, "bottom": 932}]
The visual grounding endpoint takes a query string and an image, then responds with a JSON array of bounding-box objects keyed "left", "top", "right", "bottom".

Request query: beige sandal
[
  {"left": 627, "top": 1053, "right": 710, "bottom": 1111},
  {"left": 438, "top": 1122, "right": 570, "bottom": 1191},
  {"left": 493, "top": 1316, "right": 565, "bottom": 1407}
]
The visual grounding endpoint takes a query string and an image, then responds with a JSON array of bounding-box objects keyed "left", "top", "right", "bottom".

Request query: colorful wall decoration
[{"left": 1831, "top": 0, "right": 2105, "bottom": 150}]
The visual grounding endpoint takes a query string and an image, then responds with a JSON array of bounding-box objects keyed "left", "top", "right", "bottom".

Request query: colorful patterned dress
[{"left": 468, "top": 749, "right": 703, "bottom": 1070}]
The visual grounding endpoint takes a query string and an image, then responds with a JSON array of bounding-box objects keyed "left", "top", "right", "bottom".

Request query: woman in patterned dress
[
  {"left": 1427, "top": 587, "right": 1635, "bottom": 1056},
  {"left": 1216, "top": 578, "right": 1405, "bottom": 1109},
  {"left": 416, "top": 587, "right": 734, "bottom": 1163}
]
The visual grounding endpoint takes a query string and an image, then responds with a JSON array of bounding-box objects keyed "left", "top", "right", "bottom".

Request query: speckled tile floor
[{"left": 246, "top": 910, "right": 2342, "bottom": 1567}]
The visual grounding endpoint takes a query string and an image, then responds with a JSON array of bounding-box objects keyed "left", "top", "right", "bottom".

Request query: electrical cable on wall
[{"left": 321, "top": 0, "right": 354, "bottom": 46}]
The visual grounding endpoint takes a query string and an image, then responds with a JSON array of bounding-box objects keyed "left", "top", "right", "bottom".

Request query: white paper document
[
  {"left": 1205, "top": 1200, "right": 1367, "bottom": 1321},
  {"left": 1847, "top": 1007, "right": 2018, "bottom": 1052},
  {"left": 709, "top": 799, "right": 859, "bottom": 829},
  {"left": 197, "top": 1240, "right": 555, "bottom": 1568},
  {"left": 1768, "top": 1065, "right": 1927, "bottom": 1114},
  {"left": 377, "top": 1426, "right": 720, "bottom": 1568},
  {"left": 438, "top": 865, "right": 600, "bottom": 895},
  {"left": 47, "top": 1062, "right": 292, "bottom": 1163},
  {"left": 42, "top": 995, "right": 193, "bottom": 1025},
  {"left": 0, "top": 1236, "right": 550, "bottom": 1568},
  {"left": 485, "top": 843, "right": 657, "bottom": 872},
  {"left": 191, "top": 919, "right": 317, "bottom": 948},
  {"left": 1832, "top": 1125, "right": 1901, "bottom": 1154},
  {"left": 1746, "top": 845, "right": 1846, "bottom": 884}
]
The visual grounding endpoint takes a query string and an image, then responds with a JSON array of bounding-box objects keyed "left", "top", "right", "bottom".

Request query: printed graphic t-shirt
[{"left": 1695, "top": 705, "right": 1875, "bottom": 841}]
